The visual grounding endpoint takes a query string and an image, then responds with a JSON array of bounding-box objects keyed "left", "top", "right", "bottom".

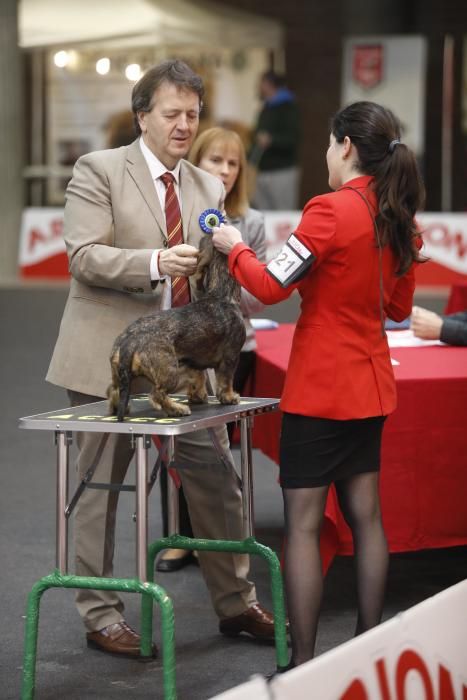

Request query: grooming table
[{"left": 19, "top": 395, "right": 287, "bottom": 700}]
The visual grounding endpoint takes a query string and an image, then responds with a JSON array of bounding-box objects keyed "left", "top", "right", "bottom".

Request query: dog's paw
[
  {"left": 165, "top": 401, "right": 192, "bottom": 417},
  {"left": 188, "top": 392, "right": 208, "bottom": 405},
  {"left": 107, "top": 387, "right": 119, "bottom": 413},
  {"left": 218, "top": 391, "right": 241, "bottom": 405}
]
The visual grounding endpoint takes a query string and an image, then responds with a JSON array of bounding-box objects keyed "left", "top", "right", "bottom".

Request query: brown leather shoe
[
  {"left": 219, "top": 603, "right": 289, "bottom": 642},
  {"left": 86, "top": 621, "right": 158, "bottom": 659}
]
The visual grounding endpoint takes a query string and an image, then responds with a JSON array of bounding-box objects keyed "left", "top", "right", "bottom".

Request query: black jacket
[
  {"left": 253, "top": 91, "right": 300, "bottom": 171},
  {"left": 441, "top": 311, "right": 467, "bottom": 346}
]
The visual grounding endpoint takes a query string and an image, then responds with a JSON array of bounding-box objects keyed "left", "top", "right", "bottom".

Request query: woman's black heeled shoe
[
  {"left": 155, "top": 550, "right": 198, "bottom": 573},
  {"left": 265, "top": 659, "right": 296, "bottom": 681}
]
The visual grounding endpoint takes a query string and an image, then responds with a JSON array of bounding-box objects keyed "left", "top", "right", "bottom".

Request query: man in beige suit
[{"left": 47, "top": 60, "right": 277, "bottom": 657}]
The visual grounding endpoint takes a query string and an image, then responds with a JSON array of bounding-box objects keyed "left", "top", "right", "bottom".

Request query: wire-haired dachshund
[{"left": 108, "top": 236, "right": 246, "bottom": 420}]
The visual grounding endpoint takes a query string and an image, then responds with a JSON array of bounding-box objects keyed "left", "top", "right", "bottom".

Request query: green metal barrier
[
  {"left": 141, "top": 534, "right": 289, "bottom": 669},
  {"left": 22, "top": 572, "right": 176, "bottom": 700},
  {"left": 21, "top": 538, "right": 288, "bottom": 700}
]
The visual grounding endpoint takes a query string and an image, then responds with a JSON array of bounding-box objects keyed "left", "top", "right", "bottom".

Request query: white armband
[{"left": 266, "top": 234, "right": 316, "bottom": 287}]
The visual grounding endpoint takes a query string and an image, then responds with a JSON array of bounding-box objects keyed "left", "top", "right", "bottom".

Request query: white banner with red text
[
  {"left": 18, "top": 208, "right": 467, "bottom": 287},
  {"left": 211, "top": 579, "right": 467, "bottom": 700}
]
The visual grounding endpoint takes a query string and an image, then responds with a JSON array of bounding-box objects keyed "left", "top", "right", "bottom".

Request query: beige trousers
[{"left": 69, "top": 391, "right": 257, "bottom": 632}]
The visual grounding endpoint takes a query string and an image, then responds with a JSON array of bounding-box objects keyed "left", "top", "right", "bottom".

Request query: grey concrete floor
[{"left": 1, "top": 287, "right": 465, "bottom": 700}]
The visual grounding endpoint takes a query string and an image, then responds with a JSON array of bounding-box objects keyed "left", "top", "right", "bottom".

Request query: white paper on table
[
  {"left": 251, "top": 318, "right": 279, "bottom": 330},
  {"left": 386, "top": 329, "right": 444, "bottom": 348}
]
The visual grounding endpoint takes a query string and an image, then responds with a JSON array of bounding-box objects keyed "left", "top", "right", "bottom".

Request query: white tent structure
[
  {"left": 19, "top": 0, "right": 283, "bottom": 207},
  {"left": 19, "top": 0, "right": 282, "bottom": 50}
]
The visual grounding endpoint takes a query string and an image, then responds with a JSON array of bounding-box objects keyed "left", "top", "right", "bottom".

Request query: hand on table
[{"left": 410, "top": 305, "right": 443, "bottom": 340}]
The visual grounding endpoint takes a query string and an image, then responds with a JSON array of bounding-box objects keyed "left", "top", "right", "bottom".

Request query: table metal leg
[
  {"left": 166, "top": 436, "right": 179, "bottom": 535},
  {"left": 141, "top": 435, "right": 177, "bottom": 665},
  {"left": 240, "top": 416, "right": 254, "bottom": 538},
  {"left": 55, "top": 431, "right": 71, "bottom": 574},
  {"left": 135, "top": 434, "right": 151, "bottom": 582}
]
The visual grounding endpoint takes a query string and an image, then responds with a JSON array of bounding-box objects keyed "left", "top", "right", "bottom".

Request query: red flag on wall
[{"left": 352, "top": 44, "right": 384, "bottom": 89}]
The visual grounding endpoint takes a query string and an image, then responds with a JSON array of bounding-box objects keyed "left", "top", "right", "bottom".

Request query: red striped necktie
[{"left": 160, "top": 172, "right": 191, "bottom": 308}]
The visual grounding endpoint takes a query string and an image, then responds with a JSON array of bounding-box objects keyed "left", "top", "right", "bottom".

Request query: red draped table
[{"left": 252, "top": 324, "right": 467, "bottom": 570}]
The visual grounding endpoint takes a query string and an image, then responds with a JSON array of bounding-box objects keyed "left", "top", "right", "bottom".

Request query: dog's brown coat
[{"left": 108, "top": 237, "right": 246, "bottom": 419}]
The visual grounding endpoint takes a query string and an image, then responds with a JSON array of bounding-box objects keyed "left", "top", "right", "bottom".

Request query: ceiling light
[
  {"left": 96, "top": 57, "right": 110, "bottom": 75},
  {"left": 54, "top": 50, "right": 70, "bottom": 68},
  {"left": 125, "top": 63, "right": 142, "bottom": 82}
]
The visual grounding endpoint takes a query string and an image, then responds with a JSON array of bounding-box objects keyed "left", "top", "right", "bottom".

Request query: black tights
[{"left": 283, "top": 471, "right": 388, "bottom": 666}]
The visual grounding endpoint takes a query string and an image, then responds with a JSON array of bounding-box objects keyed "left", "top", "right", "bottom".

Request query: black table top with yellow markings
[{"left": 19, "top": 395, "right": 280, "bottom": 436}]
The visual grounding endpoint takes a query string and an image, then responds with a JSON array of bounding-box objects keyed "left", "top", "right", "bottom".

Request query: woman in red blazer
[{"left": 213, "top": 101, "right": 425, "bottom": 670}]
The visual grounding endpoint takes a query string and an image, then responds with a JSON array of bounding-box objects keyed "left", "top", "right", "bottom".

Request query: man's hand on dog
[
  {"left": 212, "top": 224, "right": 243, "bottom": 255},
  {"left": 159, "top": 244, "right": 199, "bottom": 277}
]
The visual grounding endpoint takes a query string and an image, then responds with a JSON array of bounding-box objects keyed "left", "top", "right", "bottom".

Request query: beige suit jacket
[{"left": 47, "top": 139, "right": 224, "bottom": 397}]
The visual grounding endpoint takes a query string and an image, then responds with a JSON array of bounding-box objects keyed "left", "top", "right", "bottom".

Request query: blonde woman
[
  {"left": 157, "top": 127, "right": 267, "bottom": 572},
  {"left": 191, "top": 126, "right": 267, "bottom": 394}
]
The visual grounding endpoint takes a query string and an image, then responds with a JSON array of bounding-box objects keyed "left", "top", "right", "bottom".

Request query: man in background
[{"left": 250, "top": 70, "right": 300, "bottom": 211}]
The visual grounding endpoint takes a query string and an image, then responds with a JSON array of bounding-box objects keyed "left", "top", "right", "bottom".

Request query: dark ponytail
[{"left": 331, "top": 101, "right": 425, "bottom": 276}]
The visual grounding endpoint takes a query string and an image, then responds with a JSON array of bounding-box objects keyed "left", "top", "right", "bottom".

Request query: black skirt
[{"left": 279, "top": 412, "right": 386, "bottom": 489}]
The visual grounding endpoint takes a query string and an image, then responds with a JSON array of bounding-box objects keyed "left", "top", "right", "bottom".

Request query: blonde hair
[{"left": 188, "top": 127, "right": 249, "bottom": 219}]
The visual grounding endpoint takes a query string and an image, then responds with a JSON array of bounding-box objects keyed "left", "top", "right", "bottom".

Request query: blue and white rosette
[{"left": 199, "top": 208, "right": 226, "bottom": 234}]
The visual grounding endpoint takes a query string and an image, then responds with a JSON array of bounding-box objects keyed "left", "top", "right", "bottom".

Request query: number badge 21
[{"left": 266, "top": 233, "right": 316, "bottom": 287}]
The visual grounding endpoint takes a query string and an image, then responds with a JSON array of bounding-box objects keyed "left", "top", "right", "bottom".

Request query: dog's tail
[{"left": 117, "top": 349, "right": 133, "bottom": 422}]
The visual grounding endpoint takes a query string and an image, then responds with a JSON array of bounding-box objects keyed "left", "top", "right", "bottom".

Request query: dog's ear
[{"left": 194, "top": 236, "right": 213, "bottom": 291}]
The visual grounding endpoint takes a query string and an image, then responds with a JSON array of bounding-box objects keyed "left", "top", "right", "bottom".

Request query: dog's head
[{"left": 194, "top": 236, "right": 241, "bottom": 303}]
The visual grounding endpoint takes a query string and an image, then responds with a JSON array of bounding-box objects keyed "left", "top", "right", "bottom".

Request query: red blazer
[{"left": 229, "top": 175, "right": 418, "bottom": 419}]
